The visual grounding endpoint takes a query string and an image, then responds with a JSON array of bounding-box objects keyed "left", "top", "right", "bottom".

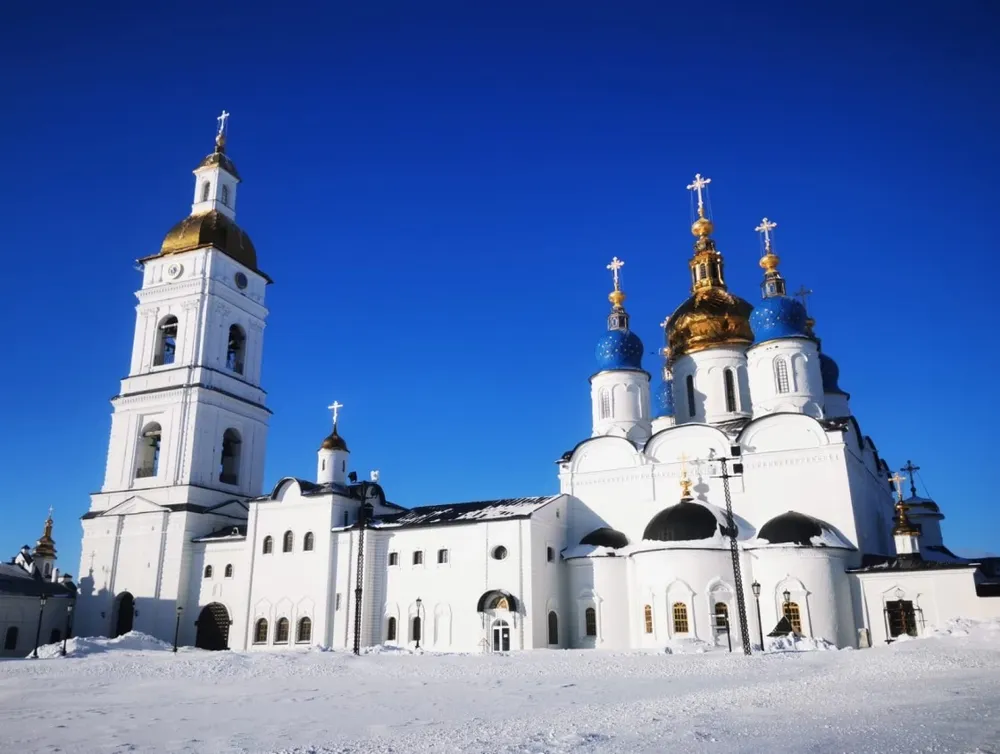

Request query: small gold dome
[
  {"left": 666, "top": 288, "right": 754, "bottom": 358},
  {"left": 320, "top": 430, "right": 349, "bottom": 452},
  {"left": 608, "top": 289, "right": 626, "bottom": 307},
  {"left": 691, "top": 217, "right": 715, "bottom": 237},
  {"left": 759, "top": 252, "right": 781, "bottom": 272},
  {"left": 159, "top": 210, "right": 264, "bottom": 277}
]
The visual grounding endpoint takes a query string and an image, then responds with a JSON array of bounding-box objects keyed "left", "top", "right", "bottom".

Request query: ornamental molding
[{"left": 743, "top": 452, "right": 841, "bottom": 470}]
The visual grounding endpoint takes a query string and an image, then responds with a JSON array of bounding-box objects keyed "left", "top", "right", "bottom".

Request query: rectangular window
[
  {"left": 643, "top": 605, "right": 653, "bottom": 634},
  {"left": 335, "top": 593, "right": 342, "bottom": 611},
  {"left": 413, "top": 551, "right": 424, "bottom": 566},
  {"left": 437, "top": 548, "right": 448, "bottom": 564},
  {"left": 546, "top": 546, "right": 555, "bottom": 563},
  {"left": 775, "top": 359, "right": 791, "bottom": 394},
  {"left": 388, "top": 552, "right": 398, "bottom": 566},
  {"left": 584, "top": 607, "right": 597, "bottom": 637}
]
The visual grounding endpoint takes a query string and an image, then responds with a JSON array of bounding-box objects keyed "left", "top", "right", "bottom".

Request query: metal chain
[{"left": 720, "top": 460, "right": 753, "bottom": 655}]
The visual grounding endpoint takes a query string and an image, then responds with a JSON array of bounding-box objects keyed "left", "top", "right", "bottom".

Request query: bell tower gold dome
[{"left": 665, "top": 198, "right": 752, "bottom": 359}]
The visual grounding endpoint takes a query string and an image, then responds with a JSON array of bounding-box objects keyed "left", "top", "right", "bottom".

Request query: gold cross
[
  {"left": 606, "top": 257, "right": 625, "bottom": 291},
  {"left": 888, "top": 472, "right": 906, "bottom": 502}
]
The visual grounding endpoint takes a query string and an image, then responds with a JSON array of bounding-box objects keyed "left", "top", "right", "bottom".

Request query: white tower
[
  {"left": 317, "top": 401, "right": 350, "bottom": 485},
  {"left": 77, "top": 113, "right": 271, "bottom": 641},
  {"left": 590, "top": 257, "right": 652, "bottom": 443},
  {"left": 746, "top": 219, "right": 825, "bottom": 418},
  {"left": 667, "top": 175, "right": 753, "bottom": 426}
]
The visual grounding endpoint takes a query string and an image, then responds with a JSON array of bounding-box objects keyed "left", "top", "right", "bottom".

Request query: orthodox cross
[
  {"left": 888, "top": 472, "right": 906, "bottom": 502},
  {"left": 328, "top": 400, "right": 344, "bottom": 428},
  {"left": 678, "top": 452, "right": 693, "bottom": 495},
  {"left": 793, "top": 285, "right": 813, "bottom": 310},
  {"left": 755, "top": 217, "right": 777, "bottom": 253},
  {"left": 47, "top": 505, "right": 54, "bottom": 518},
  {"left": 607, "top": 257, "right": 625, "bottom": 290},
  {"left": 216, "top": 109, "right": 230, "bottom": 136},
  {"left": 88, "top": 551, "right": 96, "bottom": 570},
  {"left": 686, "top": 173, "right": 712, "bottom": 216},
  {"left": 900, "top": 460, "right": 920, "bottom": 497}
]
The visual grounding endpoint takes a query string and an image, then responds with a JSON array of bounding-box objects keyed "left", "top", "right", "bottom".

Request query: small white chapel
[{"left": 72, "top": 115, "right": 1000, "bottom": 654}]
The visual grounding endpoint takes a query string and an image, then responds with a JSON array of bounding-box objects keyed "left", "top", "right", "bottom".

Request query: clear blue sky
[{"left": 2, "top": 2, "right": 998, "bottom": 573}]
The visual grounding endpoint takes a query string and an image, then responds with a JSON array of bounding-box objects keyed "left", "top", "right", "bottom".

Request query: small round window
[{"left": 492, "top": 545, "right": 508, "bottom": 560}]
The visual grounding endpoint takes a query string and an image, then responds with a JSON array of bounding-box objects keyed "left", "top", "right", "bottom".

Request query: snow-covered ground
[{"left": 3, "top": 622, "right": 1000, "bottom": 754}]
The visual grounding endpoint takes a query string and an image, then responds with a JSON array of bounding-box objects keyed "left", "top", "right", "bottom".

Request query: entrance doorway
[
  {"left": 114, "top": 592, "right": 135, "bottom": 637},
  {"left": 195, "top": 603, "right": 231, "bottom": 651},
  {"left": 886, "top": 600, "right": 917, "bottom": 639},
  {"left": 492, "top": 620, "right": 510, "bottom": 652}
]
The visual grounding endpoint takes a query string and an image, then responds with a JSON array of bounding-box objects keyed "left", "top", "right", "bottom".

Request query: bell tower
[{"left": 77, "top": 113, "right": 272, "bottom": 641}]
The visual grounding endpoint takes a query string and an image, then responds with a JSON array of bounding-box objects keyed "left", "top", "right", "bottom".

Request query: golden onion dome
[
  {"left": 666, "top": 287, "right": 754, "bottom": 358},
  {"left": 691, "top": 216, "right": 715, "bottom": 238},
  {"left": 158, "top": 210, "right": 266, "bottom": 278},
  {"left": 320, "top": 429, "right": 349, "bottom": 452}
]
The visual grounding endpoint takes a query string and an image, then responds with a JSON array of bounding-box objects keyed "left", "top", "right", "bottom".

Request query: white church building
[{"left": 72, "top": 118, "right": 1000, "bottom": 655}]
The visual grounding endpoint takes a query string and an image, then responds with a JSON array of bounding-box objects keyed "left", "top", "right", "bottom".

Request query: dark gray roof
[
  {"left": 580, "top": 527, "right": 629, "bottom": 549},
  {"left": 0, "top": 563, "right": 76, "bottom": 598},
  {"left": 643, "top": 500, "right": 720, "bottom": 543},
  {"left": 371, "top": 496, "right": 557, "bottom": 529},
  {"left": 848, "top": 554, "right": 980, "bottom": 573},
  {"left": 192, "top": 525, "right": 247, "bottom": 542}
]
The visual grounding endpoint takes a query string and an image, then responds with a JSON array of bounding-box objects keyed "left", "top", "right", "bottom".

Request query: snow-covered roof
[
  {"left": 747, "top": 511, "right": 855, "bottom": 550},
  {"left": 848, "top": 553, "right": 980, "bottom": 573},
  {"left": 371, "top": 496, "right": 558, "bottom": 529},
  {"left": 0, "top": 562, "right": 75, "bottom": 598},
  {"left": 192, "top": 525, "right": 247, "bottom": 543}
]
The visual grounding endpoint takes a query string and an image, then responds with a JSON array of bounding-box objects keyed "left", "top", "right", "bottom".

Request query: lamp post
[
  {"left": 173, "top": 605, "right": 183, "bottom": 653},
  {"left": 60, "top": 603, "right": 74, "bottom": 657},
  {"left": 708, "top": 446, "right": 752, "bottom": 656},
  {"left": 31, "top": 595, "right": 48, "bottom": 659},
  {"left": 415, "top": 597, "right": 423, "bottom": 650},
  {"left": 751, "top": 581, "right": 764, "bottom": 652}
]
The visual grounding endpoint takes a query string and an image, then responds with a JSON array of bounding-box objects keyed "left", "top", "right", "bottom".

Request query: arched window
[
  {"left": 220, "top": 184, "right": 230, "bottom": 206},
  {"left": 599, "top": 388, "right": 611, "bottom": 420},
  {"left": 203, "top": 565, "right": 213, "bottom": 579},
  {"left": 49, "top": 628, "right": 61, "bottom": 644},
  {"left": 297, "top": 617, "right": 312, "bottom": 643},
  {"left": 686, "top": 375, "right": 696, "bottom": 417},
  {"left": 724, "top": 369, "right": 737, "bottom": 413},
  {"left": 282, "top": 530, "right": 294, "bottom": 553},
  {"left": 783, "top": 601, "right": 802, "bottom": 634},
  {"left": 643, "top": 605, "right": 654, "bottom": 634},
  {"left": 303, "top": 532, "right": 314, "bottom": 551},
  {"left": 548, "top": 611, "right": 558, "bottom": 645},
  {"left": 155, "top": 316, "right": 178, "bottom": 366},
  {"left": 135, "top": 422, "right": 162, "bottom": 478},
  {"left": 672, "top": 602, "right": 689, "bottom": 633},
  {"left": 275, "top": 617, "right": 290, "bottom": 643},
  {"left": 226, "top": 325, "right": 246, "bottom": 374},
  {"left": 219, "top": 429, "right": 241, "bottom": 485},
  {"left": 411, "top": 616, "right": 422, "bottom": 643},
  {"left": 44, "top": 563, "right": 52, "bottom": 578},
  {"left": 4, "top": 626, "right": 17, "bottom": 650},
  {"left": 437, "top": 548, "right": 448, "bottom": 564},
  {"left": 262, "top": 536, "right": 273, "bottom": 555},
  {"left": 201, "top": 181, "right": 211, "bottom": 202},
  {"left": 387, "top": 616, "right": 397, "bottom": 641},
  {"left": 253, "top": 619, "right": 268, "bottom": 644},
  {"left": 714, "top": 602, "right": 729, "bottom": 631},
  {"left": 224, "top": 564, "right": 233, "bottom": 578},
  {"left": 584, "top": 607, "right": 597, "bottom": 637},
  {"left": 775, "top": 359, "right": 791, "bottom": 394}
]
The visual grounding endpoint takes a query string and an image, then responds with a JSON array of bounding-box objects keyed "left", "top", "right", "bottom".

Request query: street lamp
[
  {"left": 751, "top": 581, "right": 764, "bottom": 651},
  {"left": 60, "top": 603, "right": 74, "bottom": 657},
  {"left": 31, "top": 595, "right": 48, "bottom": 659},
  {"left": 414, "top": 597, "right": 423, "bottom": 650},
  {"left": 173, "top": 605, "right": 183, "bottom": 653}
]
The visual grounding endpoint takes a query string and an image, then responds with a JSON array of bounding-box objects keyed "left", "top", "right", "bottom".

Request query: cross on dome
[
  {"left": 606, "top": 257, "right": 625, "bottom": 291},
  {"left": 901, "top": 460, "right": 921, "bottom": 498},
  {"left": 686, "top": 173, "right": 711, "bottom": 217},
  {"left": 216, "top": 110, "right": 230, "bottom": 137},
  {"left": 327, "top": 400, "right": 344, "bottom": 427},
  {"left": 793, "top": 285, "right": 813, "bottom": 309},
  {"left": 889, "top": 472, "right": 907, "bottom": 502},
  {"left": 755, "top": 217, "right": 777, "bottom": 252}
]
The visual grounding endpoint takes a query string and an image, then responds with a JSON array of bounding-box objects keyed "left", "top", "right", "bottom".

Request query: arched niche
[
  {"left": 644, "top": 423, "right": 731, "bottom": 465},
  {"left": 570, "top": 436, "right": 642, "bottom": 474},
  {"left": 738, "top": 413, "right": 829, "bottom": 454}
]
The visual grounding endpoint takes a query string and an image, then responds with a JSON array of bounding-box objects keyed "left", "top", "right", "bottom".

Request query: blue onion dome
[
  {"left": 750, "top": 295, "right": 810, "bottom": 341},
  {"left": 596, "top": 329, "right": 644, "bottom": 370},
  {"left": 595, "top": 257, "right": 644, "bottom": 371},
  {"left": 819, "top": 352, "right": 846, "bottom": 394},
  {"left": 654, "top": 377, "right": 675, "bottom": 417}
]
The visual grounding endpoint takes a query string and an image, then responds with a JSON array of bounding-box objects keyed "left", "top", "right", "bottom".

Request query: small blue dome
[
  {"left": 819, "top": 353, "right": 846, "bottom": 394},
  {"left": 595, "top": 329, "right": 644, "bottom": 371},
  {"left": 654, "top": 379, "right": 675, "bottom": 417},
  {"left": 750, "top": 296, "right": 810, "bottom": 342}
]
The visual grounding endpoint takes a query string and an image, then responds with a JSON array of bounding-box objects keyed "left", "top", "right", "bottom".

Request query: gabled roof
[
  {"left": 371, "top": 496, "right": 559, "bottom": 530},
  {"left": 0, "top": 562, "right": 75, "bottom": 598}
]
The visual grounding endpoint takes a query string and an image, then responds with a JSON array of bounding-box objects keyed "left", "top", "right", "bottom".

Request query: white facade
[{"left": 71, "top": 131, "right": 1000, "bottom": 654}]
